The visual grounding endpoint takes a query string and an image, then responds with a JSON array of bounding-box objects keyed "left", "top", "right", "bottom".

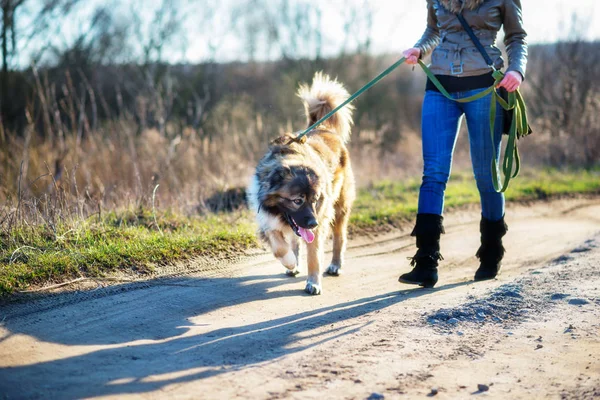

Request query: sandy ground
[{"left": 0, "top": 198, "right": 599, "bottom": 400}]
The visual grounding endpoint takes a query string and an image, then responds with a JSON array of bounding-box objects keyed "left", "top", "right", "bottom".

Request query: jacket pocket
[
  {"left": 486, "top": 46, "right": 504, "bottom": 70},
  {"left": 431, "top": 48, "right": 449, "bottom": 66}
]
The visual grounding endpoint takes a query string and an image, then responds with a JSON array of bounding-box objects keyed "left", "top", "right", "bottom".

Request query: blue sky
[{"left": 17, "top": 0, "right": 600, "bottom": 66}]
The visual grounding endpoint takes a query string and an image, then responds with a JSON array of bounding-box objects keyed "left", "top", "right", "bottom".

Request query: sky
[
  {"left": 16, "top": 0, "right": 600, "bottom": 66},
  {"left": 182, "top": 0, "right": 600, "bottom": 63}
]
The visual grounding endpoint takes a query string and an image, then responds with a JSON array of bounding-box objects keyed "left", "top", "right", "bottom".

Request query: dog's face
[{"left": 260, "top": 165, "right": 322, "bottom": 241}]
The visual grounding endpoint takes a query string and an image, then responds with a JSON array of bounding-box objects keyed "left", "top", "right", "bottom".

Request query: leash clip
[{"left": 286, "top": 134, "right": 308, "bottom": 146}]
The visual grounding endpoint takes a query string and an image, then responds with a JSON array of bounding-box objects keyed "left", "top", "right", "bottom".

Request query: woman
[{"left": 398, "top": 0, "right": 528, "bottom": 288}]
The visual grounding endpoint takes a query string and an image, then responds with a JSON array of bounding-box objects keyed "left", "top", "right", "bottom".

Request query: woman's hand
[
  {"left": 497, "top": 71, "right": 523, "bottom": 92},
  {"left": 403, "top": 48, "right": 421, "bottom": 65}
]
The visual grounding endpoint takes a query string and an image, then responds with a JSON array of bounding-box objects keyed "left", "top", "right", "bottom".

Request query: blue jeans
[{"left": 418, "top": 88, "right": 504, "bottom": 221}]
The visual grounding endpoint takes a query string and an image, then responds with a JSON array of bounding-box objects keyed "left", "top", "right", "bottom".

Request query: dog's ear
[
  {"left": 269, "top": 134, "right": 301, "bottom": 156},
  {"left": 268, "top": 165, "right": 291, "bottom": 189},
  {"left": 269, "top": 133, "right": 295, "bottom": 146}
]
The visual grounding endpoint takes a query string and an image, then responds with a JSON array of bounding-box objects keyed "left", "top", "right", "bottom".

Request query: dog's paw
[
  {"left": 326, "top": 264, "right": 342, "bottom": 276},
  {"left": 277, "top": 251, "right": 297, "bottom": 270},
  {"left": 285, "top": 268, "right": 300, "bottom": 277},
  {"left": 304, "top": 281, "right": 322, "bottom": 295}
]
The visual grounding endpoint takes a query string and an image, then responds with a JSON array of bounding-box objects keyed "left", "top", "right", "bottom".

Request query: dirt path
[{"left": 1, "top": 198, "right": 599, "bottom": 399}]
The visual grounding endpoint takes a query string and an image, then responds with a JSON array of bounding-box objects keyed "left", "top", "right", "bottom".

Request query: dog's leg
[
  {"left": 266, "top": 230, "right": 297, "bottom": 271},
  {"left": 285, "top": 236, "right": 301, "bottom": 277},
  {"left": 305, "top": 229, "right": 324, "bottom": 295},
  {"left": 327, "top": 206, "right": 350, "bottom": 276},
  {"left": 327, "top": 173, "right": 354, "bottom": 276}
]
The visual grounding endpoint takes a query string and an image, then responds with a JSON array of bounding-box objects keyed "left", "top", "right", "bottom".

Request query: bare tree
[
  {"left": 1, "top": 0, "right": 82, "bottom": 72},
  {"left": 232, "top": 0, "right": 325, "bottom": 62},
  {"left": 1, "top": 0, "right": 81, "bottom": 128},
  {"left": 526, "top": 14, "right": 600, "bottom": 166}
]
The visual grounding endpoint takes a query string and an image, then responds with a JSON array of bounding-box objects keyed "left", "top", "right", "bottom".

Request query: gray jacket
[{"left": 415, "top": 0, "right": 528, "bottom": 78}]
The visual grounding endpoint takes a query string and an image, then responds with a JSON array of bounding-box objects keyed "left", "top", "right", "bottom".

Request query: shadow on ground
[{"left": 0, "top": 271, "right": 472, "bottom": 399}]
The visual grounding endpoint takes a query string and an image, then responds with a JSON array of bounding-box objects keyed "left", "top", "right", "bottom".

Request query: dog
[{"left": 247, "top": 72, "right": 356, "bottom": 295}]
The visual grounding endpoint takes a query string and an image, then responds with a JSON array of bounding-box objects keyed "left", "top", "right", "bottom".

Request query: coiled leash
[{"left": 293, "top": 57, "right": 531, "bottom": 193}]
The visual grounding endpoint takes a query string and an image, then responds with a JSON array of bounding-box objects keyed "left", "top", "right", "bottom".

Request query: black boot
[
  {"left": 474, "top": 216, "right": 508, "bottom": 281},
  {"left": 399, "top": 214, "right": 444, "bottom": 288}
]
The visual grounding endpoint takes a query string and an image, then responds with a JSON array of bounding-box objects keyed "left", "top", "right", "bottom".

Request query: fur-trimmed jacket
[{"left": 414, "top": 0, "right": 528, "bottom": 78}]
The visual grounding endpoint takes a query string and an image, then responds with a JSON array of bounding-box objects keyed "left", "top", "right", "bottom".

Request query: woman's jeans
[{"left": 418, "top": 88, "right": 504, "bottom": 221}]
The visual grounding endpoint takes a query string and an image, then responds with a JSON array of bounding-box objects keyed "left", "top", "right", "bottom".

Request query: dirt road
[{"left": 1, "top": 198, "right": 599, "bottom": 399}]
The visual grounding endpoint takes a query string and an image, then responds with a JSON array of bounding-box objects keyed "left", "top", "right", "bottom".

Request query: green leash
[{"left": 294, "top": 57, "right": 531, "bottom": 193}]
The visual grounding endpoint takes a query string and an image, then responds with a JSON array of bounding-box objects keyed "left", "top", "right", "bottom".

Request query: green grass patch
[
  {"left": 350, "top": 168, "right": 600, "bottom": 230},
  {"left": 1, "top": 168, "right": 598, "bottom": 297},
  {"left": 0, "top": 209, "right": 258, "bottom": 297}
]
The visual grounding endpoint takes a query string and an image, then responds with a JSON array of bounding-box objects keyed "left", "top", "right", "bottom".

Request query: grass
[
  {"left": 1, "top": 168, "right": 599, "bottom": 298},
  {"left": 0, "top": 209, "right": 258, "bottom": 297},
  {"left": 350, "top": 168, "right": 600, "bottom": 230}
]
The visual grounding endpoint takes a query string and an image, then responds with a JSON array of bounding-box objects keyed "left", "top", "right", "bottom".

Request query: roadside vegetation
[
  {"left": 351, "top": 169, "right": 600, "bottom": 230},
  {"left": 2, "top": 169, "right": 598, "bottom": 297},
  {"left": 0, "top": 210, "right": 258, "bottom": 298}
]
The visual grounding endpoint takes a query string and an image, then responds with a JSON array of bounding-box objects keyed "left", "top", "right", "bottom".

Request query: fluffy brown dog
[{"left": 247, "top": 72, "right": 355, "bottom": 295}]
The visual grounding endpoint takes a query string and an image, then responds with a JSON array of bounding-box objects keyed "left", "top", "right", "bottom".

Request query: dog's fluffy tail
[{"left": 297, "top": 72, "right": 354, "bottom": 143}]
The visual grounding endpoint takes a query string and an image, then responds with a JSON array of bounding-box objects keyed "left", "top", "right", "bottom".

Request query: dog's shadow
[{"left": 0, "top": 271, "right": 472, "bottom": 399}]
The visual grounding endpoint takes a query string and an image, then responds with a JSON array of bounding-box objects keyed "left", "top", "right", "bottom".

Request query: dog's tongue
[{"left": 298, "top": 227, "right": 315, "bottom": 243}]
